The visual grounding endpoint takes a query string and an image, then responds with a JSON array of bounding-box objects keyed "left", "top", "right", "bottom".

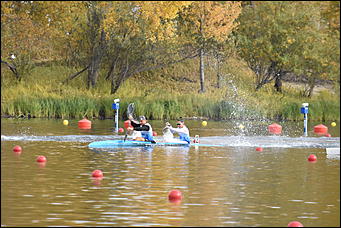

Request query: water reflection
[{"left": 1, "top": 119, "right": 340, "bottom": 227}]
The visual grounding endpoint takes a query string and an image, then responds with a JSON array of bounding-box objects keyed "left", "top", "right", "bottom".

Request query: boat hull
[{"left": 88, "top": 140, "right": 222, "bottom": 148}]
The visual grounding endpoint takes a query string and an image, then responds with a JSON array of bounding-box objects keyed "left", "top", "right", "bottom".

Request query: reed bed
[{"left": 1, "top": 62, "right": 339, "bottom": 121}]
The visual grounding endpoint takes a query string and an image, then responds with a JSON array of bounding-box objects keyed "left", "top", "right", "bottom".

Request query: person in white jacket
[{"left": 163, "top": 118, "right": 190, "bottom": 143}]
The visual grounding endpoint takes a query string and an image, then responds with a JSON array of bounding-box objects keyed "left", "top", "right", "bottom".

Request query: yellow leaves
[
  {"left": 180, "top": 1, "right": 242, "bottom": 42},
  {"left": 287, "top": 38, "right": 295, "bottom": 44},
  {"left": 101, "top": 1, "right": 193, "bottom": 43},
  {"left": 205, "top": 1, "right": 242, "bottom": 40},
  {"left": 138, "top": 1, "right": 192, "bottom": 21},
  {"left": 134, "top": 1, "right": 192, "bottom": 41}
]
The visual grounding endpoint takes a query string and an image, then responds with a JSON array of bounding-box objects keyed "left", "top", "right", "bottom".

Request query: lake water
[{"left": 1, "top": 118, "right": 340, "bottom": 227}]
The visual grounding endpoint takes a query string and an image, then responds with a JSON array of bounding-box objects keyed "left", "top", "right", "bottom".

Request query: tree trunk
[
  {"left": 199, "top": 48, "right": 206, "bottom": 93},
  {"left": 274, "top": 72, "right": 283, "bottom": 93},
  {"left": 307, "top": 77, "right": 316, "bottom": 97},
  {"left": 1, "top": 60, "right": 20, "bottom": 81},
  {"left": 62, "top": 65, "right": 89, "bottom": 84},
  {"left": 110, "top": 75, "right": 124, "bottom": 94},
  {"left": 254, "top": 61, "right": 278, "bottom": 91},
  {"left": 87, "top": 56, "right": 100, "bottom": 89},
  {"left": 86, "top": 29, "right": 105, "bottom": 89},
  {"left": 216, "top": 58, "right": 221, "bottom": 88},
  {"left": 110, "top": 57, "right": 130, "bottom": 94}
]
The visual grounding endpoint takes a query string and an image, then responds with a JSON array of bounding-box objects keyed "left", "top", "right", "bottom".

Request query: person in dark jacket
[{"left": 127, "top": 115, "right": 156, "bottom": 143}]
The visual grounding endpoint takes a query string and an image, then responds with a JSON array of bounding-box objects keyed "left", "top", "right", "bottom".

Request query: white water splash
[{"left": 2, "top": 134, "right": 339, "bottom": 149}]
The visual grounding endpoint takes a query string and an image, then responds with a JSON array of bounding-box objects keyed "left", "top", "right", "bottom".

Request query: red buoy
[
  {"left": 92, "top": 169, "right": 103, "bottom": 178},
  {"left": 256, "top": 147, "right": 263, "bottom": 152},
  {"left": 153, "top": 131, "right": 157, "bottom": 136},
  {"left": 168, "top": 190, "right": 182, "bottom": 201},
  {"left": 78, "top": 118, "right": 91, "bottom": 129},
  {"left": 308, "top": 154, "right": 317, "bottom": 162},
  {"left": 287, "top": 221, "right": 304, "bottom": 227},
  {"left": 36, "top": 155, "right": 47, "bottom": 163},
  {"left": 325, "top": 133, "right": 331, "bottom": 137},
  {"left": 268, "top": 123, "right": 282, "bottom": 135},
  {"left": 118, "top": 128, "right": 124, "bottom": 133},
  {"left": 13, "top": 145, "right": 22, "bottom": 152},
  {"left": 313, "top": 124, "right": 328, "bottom": 135},
  {"left": 124, "top": 120, "right": 131, "bottom": 129}
]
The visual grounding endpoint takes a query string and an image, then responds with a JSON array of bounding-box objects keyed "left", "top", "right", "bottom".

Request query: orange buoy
[
  {"left": 13, "top": 145, "right": 22, "bottom": 152},
  {"left": 124, "top": 120, "right": 131, "bottom": 129},
  {"left": 313, "top": 124, "right": 328, "bottom": 135},
  {"left": 256, "top": 147, "right": 263, "bottom": 152},
  {"left": 118, "top": 128, "right": 124, "bottom": 133},
  {"left": 92, "top": 169, "right": 103, "bottom": 178},
  {"left": 78, "top": 118, "right": 91, "bottom": 129},
  {"left": 168, "top": 190, "right": 182, "bottom": 201},
  {"left": 287, "top": 221, "right": 304, "bottom": 227},
  {"left": 268, "top": 123, "right": 282, "bottom": 135},
  {"left": 153, "top": 131, "right": 157, "bottom": 136},
  {"left": 308, "top": 154, "right": 317, "bottom": 162},
  {"left": 36, "top": 155, "right": 47, "bottom": 163}
]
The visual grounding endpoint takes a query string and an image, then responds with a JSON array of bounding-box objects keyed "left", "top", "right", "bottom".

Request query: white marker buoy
[{"left": 300, "top": 103, "right": 309, "bottom": 136}]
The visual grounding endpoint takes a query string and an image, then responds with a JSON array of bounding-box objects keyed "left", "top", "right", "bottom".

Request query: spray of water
[{"left": 220, "top": 74, "right": 307, "bottom": 137}]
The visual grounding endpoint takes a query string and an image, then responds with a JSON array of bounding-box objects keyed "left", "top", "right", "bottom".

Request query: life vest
[{"left": 141, "top": 123, "right": 154, "bottom": 141}]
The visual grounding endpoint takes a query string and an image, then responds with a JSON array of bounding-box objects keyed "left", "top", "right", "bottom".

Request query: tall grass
[{"left": 1, "top": 60, "right": 339, "bottom": 121}]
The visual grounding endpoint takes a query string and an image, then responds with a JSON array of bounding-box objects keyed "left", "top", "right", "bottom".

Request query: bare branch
[{"left": 62, "top": 65, "right": 90, "bottom": 84}]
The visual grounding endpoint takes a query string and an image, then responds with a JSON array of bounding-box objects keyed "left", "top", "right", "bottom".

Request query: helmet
[{"left": 139, "top": 116, "right": 146, "bottom": 121}]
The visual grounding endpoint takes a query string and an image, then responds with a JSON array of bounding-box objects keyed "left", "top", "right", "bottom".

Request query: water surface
[{"left": 1, "top": 118, "right": 340, "bottom": 227}]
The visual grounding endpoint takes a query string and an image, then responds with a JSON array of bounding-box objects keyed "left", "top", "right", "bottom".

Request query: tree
[
  {"left": 235, "top": 1, "right": 339, "bottom": 93},
  {"left": 59, "top": 1, "right": 107, "bottom": 89},
  {"left": 102, "top": 1, "right": 195, "bottom": 94},
  {"left": 1, "top": 1, "right": 87, "bottom": 80},
  {"left": 177, "top": 1, "right": 242, "bottom": 93},
  {"left": 1, "top": 1, "right": 53, "bottom": 80}
]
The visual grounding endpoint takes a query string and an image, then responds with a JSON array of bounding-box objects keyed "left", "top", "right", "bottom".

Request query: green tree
[
  {"left": 177, "top": 1, "right": 242, "bottom": 93},
  {"left": 1, "top": 1, "right": 53, "bottom": 80},
  {"left": 235, "top": 1, "right": 339, "bottom": 94}
]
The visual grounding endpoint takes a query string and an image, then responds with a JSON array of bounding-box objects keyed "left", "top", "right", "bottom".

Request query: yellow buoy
[
  {"left": 202, "top": 121, "right": 207, "bottom": 127},
  {"left": 63, "top": 120, "right": 69, "bottom": 125},
  {"left": 331, "top": 122, "right": 336, "bottom": 127}
]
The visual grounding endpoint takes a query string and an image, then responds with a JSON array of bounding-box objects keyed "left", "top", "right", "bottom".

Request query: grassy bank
[{"left": 1, "top": 58, "right": 339, "bottom": 121}]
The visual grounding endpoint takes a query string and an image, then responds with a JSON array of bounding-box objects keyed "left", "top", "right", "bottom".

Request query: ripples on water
[
  {"left": 1, "top": 119, "right": 340, "bottom": 227},
  {"left": 2, "top": 134, "right": 340, "bottom": 149}
]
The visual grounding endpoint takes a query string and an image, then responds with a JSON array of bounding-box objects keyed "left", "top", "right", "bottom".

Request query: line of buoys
[
  {"left": 288, "top": 221, "right": 303, "bottom": 227},
  {"left": 268, "top": 123, "right": 282, "bottom": 135},
  {"left": 78, "top": 118, "right": 91, "bottom": 129}
]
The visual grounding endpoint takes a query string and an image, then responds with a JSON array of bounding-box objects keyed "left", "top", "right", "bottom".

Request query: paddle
[{"left": 124, "top": 103, "right": 135, "bottom": 142}]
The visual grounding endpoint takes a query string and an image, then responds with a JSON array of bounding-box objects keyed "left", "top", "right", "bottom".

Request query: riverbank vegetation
[{"left": 1, "top": 1, "right": 339, "bottom": 121}]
